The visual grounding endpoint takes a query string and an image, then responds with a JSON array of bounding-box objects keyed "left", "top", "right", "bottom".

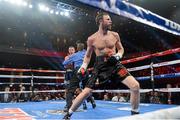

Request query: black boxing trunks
[
  {"left": 64, "top": 69, "right": 73, "bottom": 88},
  {"left": 85, "top": 56, "right": 131, "bottom": 89}
]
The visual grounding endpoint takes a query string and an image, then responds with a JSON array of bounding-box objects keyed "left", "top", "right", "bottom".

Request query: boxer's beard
[
  {"left": 108, "top": 24, "right": 112, "bottom": 30},
  {"left": 103, "top": 25, "right": 112, "bottom": 31}
]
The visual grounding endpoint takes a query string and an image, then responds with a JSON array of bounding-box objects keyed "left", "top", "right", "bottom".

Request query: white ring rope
[
  {"left": 1, "top": 88, "right": 180, "bottom": 94},
  {"left": 0, "top": 83, "right": 63, "bottom": 85},
  {"left": 0, "top": 68, "right": 66, "bottom": 73},
  {"left": 0, "top": 59, "right": 179, "bottom": 79},
  {"left": 93, "top": 88, "right": 180, "bottom": 93},
  {"left": 128, "top": 59, "right": 180, "bottom": 71},
  {"left": 0, "top": 90, "right": 65, "bottom": 94},
  {"left": 0, "top": 75, "right": 64, "bottom": 79}
]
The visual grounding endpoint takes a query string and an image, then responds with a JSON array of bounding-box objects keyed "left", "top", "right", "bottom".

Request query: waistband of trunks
[{"left": 96, "top": 56, "right": 109, "bottom": 62}]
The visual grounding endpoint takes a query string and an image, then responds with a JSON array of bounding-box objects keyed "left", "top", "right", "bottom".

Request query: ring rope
[
  {"left": 136, "top": 72, "right": 180, "bottom": 81},
  {"left": 0, "top": 72, "right": 179, "bottom": 84},
  {"left": 128, "top": 59, "right": 180, "bottom": 71},
  {"left": 0, "top": 48, "right": 179, "bottom": 73},
  {"left": 1, "top": 88, "right": 180, "bottom": 94},
  {"left": 0, "top": 83, "right": 63, "bottom": 85},
  {"left": 0, "top": 75, "right": 64, "bottom": 79},
  {"left": 0, "top": 59, "right": 178, "bottom": 80},
  {"left": 0, "top": 72, "right": 179, "bottom": 81},
  {"left": 93, "top": 88, "right": 180, "bottom": 93},
  {"left": 0, "top": 68, "right": 65, "bottom": 73},
  {"left": 0, "top": 59, "right": 178, "bottom": 76},
  {"left": 122, "top": 47, "right": 180, "bottom": 64}
]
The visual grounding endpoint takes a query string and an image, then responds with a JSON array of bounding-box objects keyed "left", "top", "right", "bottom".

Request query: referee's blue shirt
[{"left": 63, "top": 49, "right": 86, "bottom": 68}]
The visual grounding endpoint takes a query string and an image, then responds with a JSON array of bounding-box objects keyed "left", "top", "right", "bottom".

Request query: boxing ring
[
  {"left": 0, "top": 100, "right": 178, "bottom": 120},
  {"left": 0, "top": 48, "right": 179, "bottom": 119},
  {"left": 0, "top": 0, "right": 179, "bottom": 119}
]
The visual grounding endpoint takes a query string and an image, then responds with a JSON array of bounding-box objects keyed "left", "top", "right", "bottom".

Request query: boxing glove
[
  {"left": 78, "top": 63, "right": 88, "bottom": 76},
  {"left": 107, "top": 53, "right": 122, "bottom": 65}
]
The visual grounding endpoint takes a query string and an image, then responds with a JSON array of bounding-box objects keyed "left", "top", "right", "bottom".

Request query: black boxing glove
[{"left": 107, "top": 53, "right": 122, "bottom": 65}]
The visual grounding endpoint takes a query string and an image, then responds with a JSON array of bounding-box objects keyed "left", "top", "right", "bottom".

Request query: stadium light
[
  {"left": 28, "top": 4, "right": 33, "bottom": 8},
  {"left": 50, "top": 10, "right": 54, "bottom": 14},
  {"left": 39, "top": 4, "right": 46, "bottom": 11},
  {"left": 21, "top": 1, "right": 27, "bottom": 6},
  {"left": 1, "top": 0, "right": 79, "bottom": 18},
  {"left": 64, "top": 11, "right": 69, "bottom": 17},
  {"left": 55, "top": 11, "right": 59, "bottom": 15},
  {"left": 60, "top": 11, "right": 64, "bottom": 16}
]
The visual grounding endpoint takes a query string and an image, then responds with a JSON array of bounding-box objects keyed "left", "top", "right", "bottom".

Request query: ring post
[{"left": 150, "top": 62, "right": 155, "bottom": 97}]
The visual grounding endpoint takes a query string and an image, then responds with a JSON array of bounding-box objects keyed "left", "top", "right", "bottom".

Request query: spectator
[
  {"left": 3, "top": 86, "right": 11, "bottom": 102},
  {"left": 150, "top": 91, "right": 160, "bottom": 104},
  {"left": 103, "top": 93, "right": 111, "bottom": 101},
  {"left": 112, "top": 93, "right": 126, "bottom": 102}
]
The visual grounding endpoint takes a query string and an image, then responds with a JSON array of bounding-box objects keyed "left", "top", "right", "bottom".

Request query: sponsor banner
[{"left": 77, "top": 0, "right": 180, "bottom": 36}]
